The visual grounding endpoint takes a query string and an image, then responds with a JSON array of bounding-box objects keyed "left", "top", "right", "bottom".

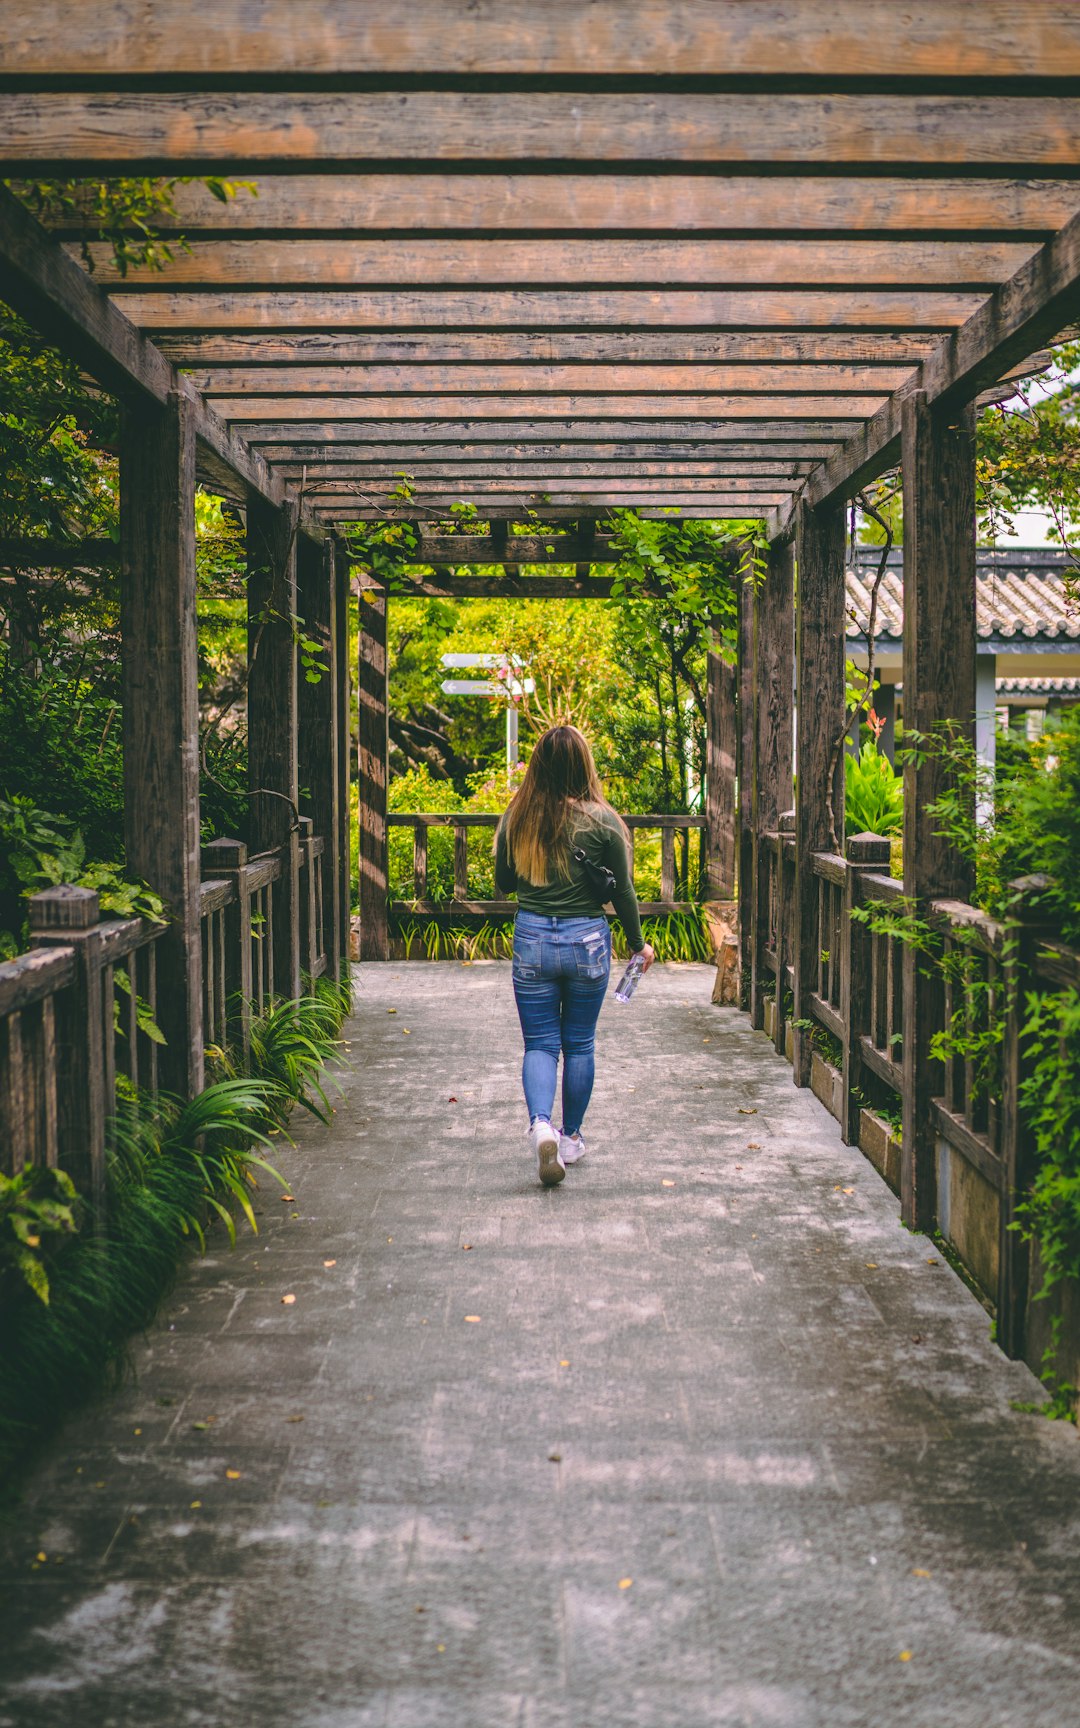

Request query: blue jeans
[{"left": 511, "top": 911, "right": 612, "bottom": 1136}]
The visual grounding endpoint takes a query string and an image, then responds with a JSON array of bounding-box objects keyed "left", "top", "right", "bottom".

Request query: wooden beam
[
  {"left": 357, "top": 572, "right": 622, "bottom": 599},
  {"left": 7, "top": 3, "right": 1080, "bottom": 80},
  {"left": 247, "top": 493, "right": 301, "bottom": 1001},
  {"left": 900, "top": 393, "right": 977, "bottom": 1234},
  {"left": 191, "top": 362, "right": 915, "bottom": 397},
  {"left": 158, "top": 332, "right": 946, "bottom": 368},
  {"left": 357, "top": 591, "right": 389, "bottom": 962},
  {"left": 340, "top": 505, "right": 760, "bottom": 522},
  {"left": 281, "top": 462, "right": 817, "bottom": 484},
  {"left": 246, "top": 421, "right": 855, "bottom": 448},
  {"left": 99, "top": 174, "right": 1080, "bottom": 241},
  {"left": 221, "top": 396, "right": 883, "bottom": 423},
  {"left": 7, "top": 93, "right": 1080, "bottom": 172},
  {"left": 91, "top": 238, "right": 1036, "bottom": 290},
  {"left": 308, "top": 479, "right": 797, "bottom": 500},
  {"left": 0, "top": 183, "right": 313, "bottom": 526},
  {"left": 322, "top": 495, "right": 787, "bottom": 514},
  {"left": 791, "top": 497, "right": 847, "bottom": 1087},
  {"left": 107, "top": 289, "right": 987, "bottom": 334},
  {"left": 797, "top": 201, "right": 1080, "bottom": 520},
  {"left": 120, "top": 390, "right": 203, "bottom": 1099}
]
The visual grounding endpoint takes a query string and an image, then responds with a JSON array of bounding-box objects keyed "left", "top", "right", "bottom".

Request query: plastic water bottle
[{"left": 614, "top": 954, "right": 647, "bottom": 1003}]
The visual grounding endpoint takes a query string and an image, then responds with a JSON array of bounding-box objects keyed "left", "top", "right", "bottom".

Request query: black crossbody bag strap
[{"left": 572, "top": 845, "right": 617, "bottom": 902}]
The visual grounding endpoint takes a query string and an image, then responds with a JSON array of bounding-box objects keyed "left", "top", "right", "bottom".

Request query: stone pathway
[{"left": 1, "top": 961, "right": 1079, "bottom": 1728}]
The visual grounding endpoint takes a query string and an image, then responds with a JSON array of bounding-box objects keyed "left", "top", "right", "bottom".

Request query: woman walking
[{"left": 495, "top": 725, "right": 654, "bottom": 1186}]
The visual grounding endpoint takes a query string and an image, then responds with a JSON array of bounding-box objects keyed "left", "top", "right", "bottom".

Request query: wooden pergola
[{"left": 3, "top": 3, "right": 1080, "bottom": 1345}]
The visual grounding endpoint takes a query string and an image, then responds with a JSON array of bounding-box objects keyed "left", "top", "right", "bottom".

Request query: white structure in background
[
  {"left": 440, "top": 652, "right": 535, "bottom": 771},
  {"left": 845, "top": 548, "right": 1080, "bottom": 780}
]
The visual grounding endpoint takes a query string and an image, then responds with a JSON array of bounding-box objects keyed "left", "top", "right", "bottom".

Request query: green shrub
[{"left": 844, "top": 741, "right": 903, "bottom": 838}]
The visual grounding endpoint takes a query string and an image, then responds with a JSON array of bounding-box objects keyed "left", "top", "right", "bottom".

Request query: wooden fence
[
  {"left": 0, "top": 827, "right": 328, "bottom": 1212},
  {"left": 386, "top": 811, "right": 709, "bottom": 931},
  {"left": 750, "top": 819, "right": 1080, "bottom": 1366}
]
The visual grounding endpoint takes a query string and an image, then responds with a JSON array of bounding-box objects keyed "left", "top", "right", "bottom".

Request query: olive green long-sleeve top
[{"left": 495, "top": 805, "right": 645, "bottom": 952}]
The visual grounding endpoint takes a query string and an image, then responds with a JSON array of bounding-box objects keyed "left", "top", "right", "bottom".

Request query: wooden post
[
  {"left": 120, "top": 390, "right": 203, "bottom": 1098},
  {"left": 751, "top": 539, "right": 794, "bottom": 1030},
  {"left": 358, "top": 588, "right": 389, "bottom": 961},
  {"left": 333, "top": 538, "right": 352, "bottom": 979},
  {"left": 200, "top": 838, "right": 253, "bottom": 1058},
  {"left": 705, "top": 634, "right": 737, "bottom": 899},
  {"left": 775, "top": 810, "right": 795, "bottom": 1056},
  {"left": 841, "top": 832, "right": 893, "bottom": 1143},
  {"left": 793, "top": 498, "right": 847, "bottom": 1087},
  {"left": 28, "top": 886, "right": 107, "bottom": 1211},
  {"left": 736, "top": 564, "right": 757, "bottom": 988},
  {"left": 297, "top": 531, "right": 342, "bottom": 982},
  {"left": 998, "top": 872, "right": 1056, "bottom": 1359},
  {"left": 247, "top": 491, "right": 301, "bottom": 1002},
  {"left": 900, "top": 391, "right": 976, "bottom": 1231}
]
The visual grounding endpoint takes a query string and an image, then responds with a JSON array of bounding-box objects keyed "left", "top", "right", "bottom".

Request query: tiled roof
[
  {"left": 846, "top": 549, "right": 1080, "bottom": 643},
  {"left": 996, "top": 676, "right": 1080, "bottom": 696}
]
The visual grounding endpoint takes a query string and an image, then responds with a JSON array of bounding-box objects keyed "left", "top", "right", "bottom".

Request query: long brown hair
[{"left": 498, "top": 725, "right": 627, "bottom": 885}]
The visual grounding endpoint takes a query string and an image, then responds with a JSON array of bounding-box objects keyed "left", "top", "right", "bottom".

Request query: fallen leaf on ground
[
  {"left": 281, "top": 1194, "right": 295, "bottom": 1203},
  {"left": 448, "top": 1096, "right": 457, "bottom": 1103},
  {"left": 191, "top": 1421, "right": 209, "bottom": 1431},
  {"left": 286, "top": 1414, "right": 305, "bottom": 1424},
  {"left": 559, "top": 1359, "right": 570, "bottom": 1367},
  {"left": 464, "top": 1315, "right": 481, "bottom": 1323},
  {"left": 865, "top": 1262, "right": 878, "bottom": 1269},
  {"left": 912, "top": 1568, "right": 931, "bottom": 1578},
  {"left": 323, "top": 1259, "right": 337, "bottom": 1268},
  {"left": 548, "top": 1453, "right": 562, "bottom": 1463},
  {"left": 661, "top": 1179, "right": 676, "bottom": 1187},
  {"left": 738, "top": 1107, "right": 758, "bottom": 1115},
  {"left": 403, "top": 1028, "right": 411, "bottom": 1035},
  {"left": 436, "top": 1644, "right": 446, "bottom": 1653},
  {"left": 189, "top": 1500, "right": 202, "bottom": 1509},
  {"left": 927, "top": 1257, "right": 940, "bottom": 1265},
  {"left": 226, "top": 1469, "right": 241, "bottom": 1480},
  {"left": 899, "top": 1651, "right": 913, "bottom": 1661},
  {"left": 387, "top": 1008, "right": 397, "bottom": 1014},
  {"left": 618, "top": 1578, "right": 633, "bottom": 1590},
  {"left": 133, "top": 1427, "right": 142, "bottom": 1436},
  {"left": 462, "top": 1244, "right": 473, "bottom": 1251},
  {"left": 35, "top": 1552, "right": 46, "bottom": 1563},
  {"left": 281, "top": 1293, "right": 297, "bottom": 1305},
  {"left": 747, "top": 1143, "right": 761, "bottom": 1150}
]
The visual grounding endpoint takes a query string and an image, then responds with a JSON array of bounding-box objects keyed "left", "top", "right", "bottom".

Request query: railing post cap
[
  {"left": 779, "top": 809, "right": 796, "bottom": 834},
  {"left": 846, "top": 832, "right": 892, "bottom": 865},
  {"left": 28, "top": 883, "right": 100, "bottom": 930},
  {"left": 201, "top": 838, "right": 248, "bottom": 870},
  {"left": 298, "top": 815, "right": 314, "bottom": 838}
]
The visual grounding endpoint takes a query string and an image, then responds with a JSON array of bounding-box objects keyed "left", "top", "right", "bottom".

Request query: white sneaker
[
  {"left": 529, "top": 1118, "right": 565, "bottom": 1186},
  {"left": 559, "top": 1132, "right": 586, "bottom": 1166}
]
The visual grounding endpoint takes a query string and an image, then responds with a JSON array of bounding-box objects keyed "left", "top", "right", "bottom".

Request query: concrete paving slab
[{"left": 1, "top": 960, "right": 1079, "bottom": 1727}]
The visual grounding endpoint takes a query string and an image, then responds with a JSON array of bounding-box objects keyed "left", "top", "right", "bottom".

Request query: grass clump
[{"left": 0, "top": 979, "right": 349, "bottom": 1489}]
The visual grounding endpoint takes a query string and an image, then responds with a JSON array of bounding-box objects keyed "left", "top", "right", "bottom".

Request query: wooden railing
[
  {"left": 387, "top": 811, "right": 709, "bottom": 926},
  {"left": 750, "top": 824, "right": 1080, "bottom": 1362},
  {"left": 0, "top": 828, "right": 329, "bottom": 1211}
]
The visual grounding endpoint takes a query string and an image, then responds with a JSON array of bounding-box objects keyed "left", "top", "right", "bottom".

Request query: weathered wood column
[
  {"left": 792, "top": 497, "right": 847, "bottom": 1086},
  {"left": 297, "top": 531, "right": 343, "bottom": 982},
  {"left": 736, "top": 568, "right": 757, "bottom": 984},
  {"left": 247, "top": 491, "right": 301, "bottom": 1002},
  {"left": 120, "top": 390, "right": 203, "bottom": 1097},
  {"left": 705, "top": 633, "right": 737, "bottom": 898},
  {"left": 358, "top": 588, "right": 389, "bottom": 961},
  {"left": 751, "top": 538, "right": 795, "bottom": 1029},
  {"left": 901, "top": 391, "right": 977, "bottom": 1231},
  {"left": 334, "top": 542, "right": 352, "bottom": 977}
]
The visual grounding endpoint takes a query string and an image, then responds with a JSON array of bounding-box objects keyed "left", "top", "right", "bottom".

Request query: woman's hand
[{"left": 638, "top": 942, "right": 656, "bottom": 972}]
